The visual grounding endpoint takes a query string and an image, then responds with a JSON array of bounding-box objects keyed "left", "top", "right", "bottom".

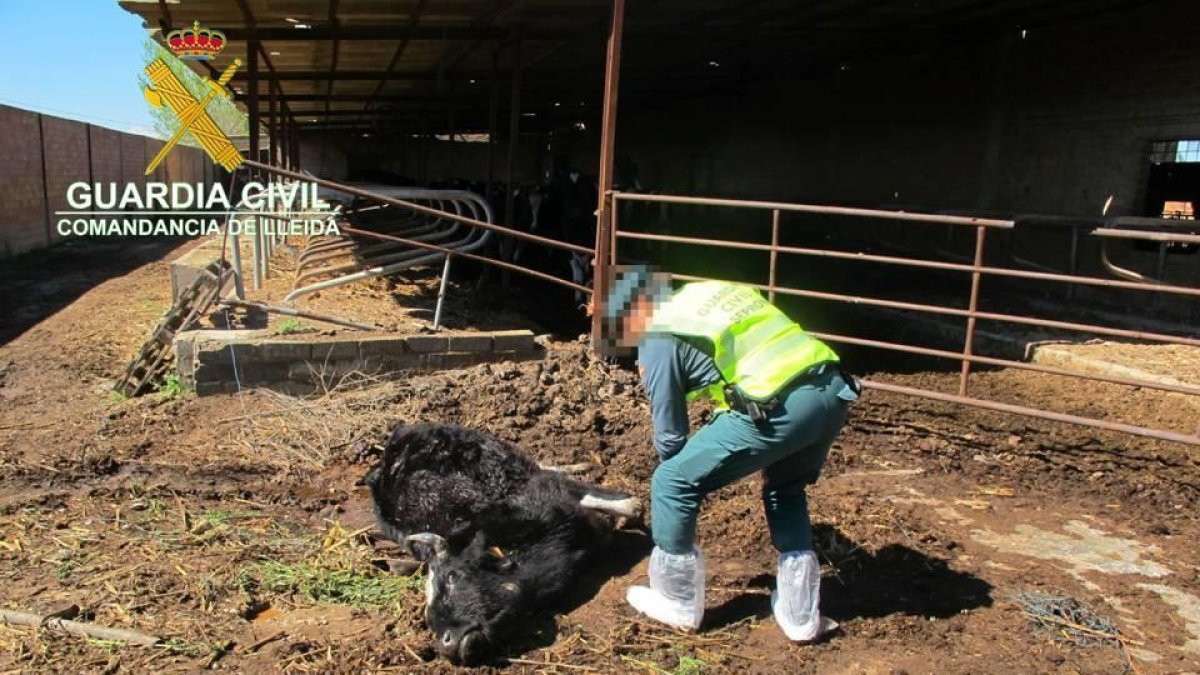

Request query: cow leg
[
  {"left": 538, "top": 462, "right": 595, "bottom": 475},
  {"left": 581, "top": 492, "right": 640, "bottom": 518},
  {"left": 566, "top": 479, "right": 641, "bottom": 518},
  {"left": 569, "top": 254, "right": 590, "bottom": 305}
]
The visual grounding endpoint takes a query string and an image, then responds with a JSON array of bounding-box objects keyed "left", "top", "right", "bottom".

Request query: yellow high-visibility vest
[{"left": 648, "top": 281, "right": 840, "bottom": 404}]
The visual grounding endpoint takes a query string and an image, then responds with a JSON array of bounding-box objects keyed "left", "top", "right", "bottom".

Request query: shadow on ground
[
  {"left": 0, "top": 237, "right": 189, "bottom": 346},
  {"left": 705, "top": 524, "right": 993, "bottom": 629}
]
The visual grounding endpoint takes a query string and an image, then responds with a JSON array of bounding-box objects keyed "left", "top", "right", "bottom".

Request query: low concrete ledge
[
  {"left": 169, "top": 239, "right": 233, "bottom": 302},
  {"left": 175, "top": 329, "right": 539, "bottom": 395}
]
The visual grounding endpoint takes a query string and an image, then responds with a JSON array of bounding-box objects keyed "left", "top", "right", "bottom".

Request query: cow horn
[{"left": 406, "top": 532, "right": 448, "bottom": 561}]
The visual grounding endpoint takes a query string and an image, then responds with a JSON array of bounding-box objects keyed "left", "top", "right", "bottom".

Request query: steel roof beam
[
  {"left": 357, "top": 0, "right": 432, "bottom": 126},
  {"left": 324, "top": 0, "right": 341, "bottom": 120},
  {"left": 220, "top": 25, "right": 551, "bottom": 41}
]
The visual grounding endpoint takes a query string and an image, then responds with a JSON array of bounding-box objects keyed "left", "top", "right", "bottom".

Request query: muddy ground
[{"left": 1, "top": 239, "right": 1199, "bottom": 674}]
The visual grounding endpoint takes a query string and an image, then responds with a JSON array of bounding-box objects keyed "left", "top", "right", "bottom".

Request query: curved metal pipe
[
  {"left": 295, "top": 196, "right": 485, "bottom": 282},
  {"left": 283, "top": 189, "right": 495, "bottom": 303}
]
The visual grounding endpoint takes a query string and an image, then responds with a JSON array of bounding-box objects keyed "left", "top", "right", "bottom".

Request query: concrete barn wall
[{"left": 0, "top": 106, "right": 212, "bottom": 258}]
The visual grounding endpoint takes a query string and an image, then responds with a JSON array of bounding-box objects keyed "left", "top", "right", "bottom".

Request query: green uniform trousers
[{"left": 650, "top": 368, "right": 857, "bottom": 555}]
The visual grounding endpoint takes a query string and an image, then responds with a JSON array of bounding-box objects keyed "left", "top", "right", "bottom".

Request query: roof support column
[
  {"left": 447, "top": 81, "right": 457, "bottom": 176},
  {"left": 502, "top": 39, "right": 523, "bottom": 293},
  {"left": 247, "top": 40, "right": 260, "bottom": 180},
  {"left": 290, "top": 118, "right": 300, "bottom": 171},
  {"left": 278, "top": 98, "right": 288, "bottom": 171},
  {"left": 268, "top": 79, "right": 278, "bottom": 168},
  {"left": 486, "top": 48, "right": 499, "bottom": 189},
  {"left": 591, "top": 0, "right": 625, "bottom": 347}
]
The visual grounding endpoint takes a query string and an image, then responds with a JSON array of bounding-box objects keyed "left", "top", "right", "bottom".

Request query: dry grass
[{"left": 228, "top": 368, "right": 413, "bottom": 470}]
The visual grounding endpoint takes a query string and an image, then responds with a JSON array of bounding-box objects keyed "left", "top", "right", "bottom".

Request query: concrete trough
[{"left": 174, "top": 328, "right": 539, "bottom": 396}]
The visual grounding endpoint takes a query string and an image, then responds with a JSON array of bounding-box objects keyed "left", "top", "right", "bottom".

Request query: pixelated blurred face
[{"left": 619, "top": 294, "right": 655, "bottom": 347}]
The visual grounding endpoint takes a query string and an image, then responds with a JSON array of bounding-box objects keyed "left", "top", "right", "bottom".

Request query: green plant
[
  {"left": 197, "top": 509, "right": 259, "bottom": 526},
  {"left": 55, "top": 561, "right": 73, "bottom": 580},
  {"left": 190, "top": 509, "right": 260, "bottom": 535},
  {"left": 158, "top": 638, "right": 212, "bottom": 657},
  {"left": 155, "top": 373, "right": 185, "bottom": 400},
  {"left": 144, "top": 497, "right": 166, "bottom": 521},
  {"left": 109, "top": 389, "right": 129, "bottom": 404},
  {"left": 274, "top": 318, "right": 304, "bottom": 335},
  {"left": 674, "top": 656, "right": 706, "bottom": 675},
  {"left": 88, "top": 639, "right": 124, "bottom": 654},
  {"left": 240, "top": 559, "right": 423, "bottom": 612}
]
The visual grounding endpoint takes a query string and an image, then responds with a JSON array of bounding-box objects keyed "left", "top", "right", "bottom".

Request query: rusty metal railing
[
  {"left": 605, "top": 190, "right": 1200, "bottom": 447},
  {"left": 241, "top": 160, "right": 593, "bottom": 299}
]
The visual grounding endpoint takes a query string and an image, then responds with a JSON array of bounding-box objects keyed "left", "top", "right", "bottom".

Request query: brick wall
[
  {"left": 120, "top": 132, "right": 146, "bottom": 187},
  {"left": 40, "top": 115, "right": 90, "bottom": 245},
  {"left": 0, "top": 105, "right": 213, "bottom": 258},
  {"left": 90, "top": 125, "right": 122, "bottom": 186},
  {"left": 0, "top": 106, "right": 49, "bottom": 256}
]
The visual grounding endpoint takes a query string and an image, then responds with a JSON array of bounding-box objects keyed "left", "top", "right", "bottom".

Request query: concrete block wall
[
  {"left": 0, "top": 105, "right": 212, "bottom": 258},
  {"left": 40, "top": 115, "right": 90, "bottom": 245},
  {"left": 175, "top": 329, "right": 540, "bottom": 395},
  {"left": 90, "top": 125, "right": 122, "bottom": 186},
  {"left": 120, "top": 132, "right": 147, "bottom": 187},
  {"left": 0, "top": 106, "right": 49, "bottom": 256}
]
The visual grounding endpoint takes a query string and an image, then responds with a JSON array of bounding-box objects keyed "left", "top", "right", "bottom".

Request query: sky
[{"left": 0, "top": 0, "right": 161, "bottom": 137}]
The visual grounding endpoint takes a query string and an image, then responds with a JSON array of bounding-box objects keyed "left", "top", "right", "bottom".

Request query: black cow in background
[
  {"left": 363, "top": 422, "right": 640, "bottom": 665},
  {"left": 545, "top": 167, "right": 599, "bottom": 306},
  {"left": 545, "top": 157, "right": 641, "bottom": 307},
  {"left": 402, "top": 166, "right": 646, "bottom": 312}
]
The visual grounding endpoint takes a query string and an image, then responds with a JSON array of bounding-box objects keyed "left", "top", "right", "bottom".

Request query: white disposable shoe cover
[
  {"left": 772, "top": 550, "right": 838, "bottom": 642},
  {"left": 626, "top": 547, "right": 705, "bottom": 630}
]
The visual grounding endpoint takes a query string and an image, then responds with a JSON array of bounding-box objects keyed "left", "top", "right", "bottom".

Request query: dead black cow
[{"left": 363, "top": 422, "right": 639, "bottom": 665}]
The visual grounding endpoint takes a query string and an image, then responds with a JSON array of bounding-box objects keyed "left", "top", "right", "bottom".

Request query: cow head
[{"left": 407, "top": 531, "right": 525, "bottom": 665}]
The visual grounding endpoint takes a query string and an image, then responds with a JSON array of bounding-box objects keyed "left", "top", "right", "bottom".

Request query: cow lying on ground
[{"left": 363, "top": 422, "right": 640, "bottom": 665}]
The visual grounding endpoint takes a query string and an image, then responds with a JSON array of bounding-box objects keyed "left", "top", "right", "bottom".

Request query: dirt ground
[{"left": 1, "top": 239, "right": 1199, "bottom": 674}]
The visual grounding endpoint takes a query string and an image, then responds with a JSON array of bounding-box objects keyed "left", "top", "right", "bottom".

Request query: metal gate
[{"left": 598, "top": 191, "right": 1200, "bottom": 447}]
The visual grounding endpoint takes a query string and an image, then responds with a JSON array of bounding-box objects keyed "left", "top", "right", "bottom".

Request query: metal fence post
[
  {"left": 433, "top": 254, "right": 452, "bottom": 330},
  {"left": 252, "top": 216, "right": 263, "bottom": 291},
  {"left": 769, "top": 209, "right": 780, "bottom": 303},
  {"left": 590, "top": 0, "right": 626, "bottom": 347},
  {"left": 959, "top": 225, "right": 987, "bottom": 396},
  {"left": 610, "top": 194, "right": 619, "bottom": 265},
  {"left": 230, "top": 231, "right": 246, "bottom": 300}
]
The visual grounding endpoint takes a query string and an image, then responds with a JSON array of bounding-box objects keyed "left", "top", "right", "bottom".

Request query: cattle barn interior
[{"left": 116, "top": 0, "right": 1199, "bottom": 319}]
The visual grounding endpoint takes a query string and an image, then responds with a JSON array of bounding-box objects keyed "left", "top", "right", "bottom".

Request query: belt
[{"left": 724, "top": 362, "right": 848, "bottom": 421}]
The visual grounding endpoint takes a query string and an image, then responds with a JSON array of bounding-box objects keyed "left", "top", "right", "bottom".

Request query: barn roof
[{"left": 117, "top": 0, "right": 1143, "bottom": 136}]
